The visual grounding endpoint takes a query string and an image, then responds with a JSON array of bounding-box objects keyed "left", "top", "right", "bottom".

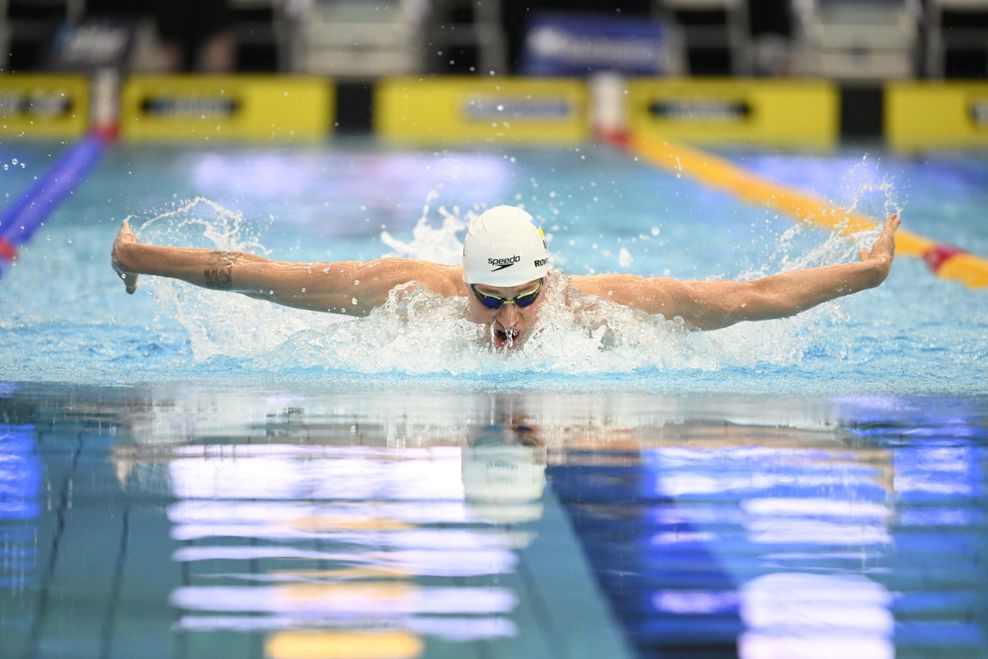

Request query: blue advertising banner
[{"left": 522, "top": 12, "right": 671, "bottom": 76}]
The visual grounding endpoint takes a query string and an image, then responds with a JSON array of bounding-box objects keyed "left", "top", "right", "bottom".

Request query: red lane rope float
[{"left": 0, "top": 237, "right": 17, "bottom": 262}]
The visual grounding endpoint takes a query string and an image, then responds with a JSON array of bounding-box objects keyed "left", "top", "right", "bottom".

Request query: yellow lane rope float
[{"left": 622, "top": 131, "right": 988, "bottom": 289}]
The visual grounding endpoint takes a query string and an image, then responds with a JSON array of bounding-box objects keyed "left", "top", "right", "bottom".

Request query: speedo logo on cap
[{"left": 488, "top": 255, "right": 521, "bottom": 272}]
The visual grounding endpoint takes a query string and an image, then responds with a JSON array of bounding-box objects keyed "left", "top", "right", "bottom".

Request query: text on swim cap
[
  {"left": 534, "top": 258, "right": 548, "bottom": 268},
  {"left": 488, "top": 255, "right": 521, "bottom": 272}
]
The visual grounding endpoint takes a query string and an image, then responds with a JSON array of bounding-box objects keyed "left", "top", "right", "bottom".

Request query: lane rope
[
  {"left": 616, "top": 130, "right": 988, "bottom": 288},
  {"left": 0, "top": 131, "right": 111, "bottom": 280}
]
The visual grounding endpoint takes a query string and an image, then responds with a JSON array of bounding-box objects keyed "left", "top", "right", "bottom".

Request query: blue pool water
[
  {"left": 1, "top": 140, "right": 987, "bottom": 658},
  {"left": 1, "top": 141, "right": 987, "bottom": 391}
]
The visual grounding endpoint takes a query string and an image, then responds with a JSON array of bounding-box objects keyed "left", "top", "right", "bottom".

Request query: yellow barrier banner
[
  {"left": 886, "top": 82, "right": 988, "bottom": 151},
  {"left": 376, "top": 77, "right": 589, "bottom": 145},
  {"left": 0, "top": 74, "right": 90, "bottom": 139},
  {"left": 120, "top": 75, "right": 333, "bottom": 142},
  {"left": 628, "top": 79, "right": 839, "bottom": 149}
]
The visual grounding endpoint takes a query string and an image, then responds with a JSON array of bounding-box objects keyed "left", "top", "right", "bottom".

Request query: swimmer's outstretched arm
[
  {"left": 572, "top": 214, "right": 900, "bottom": 331},
  {"left": 111, "top": 220, "right": 464, "bottom": 316}
]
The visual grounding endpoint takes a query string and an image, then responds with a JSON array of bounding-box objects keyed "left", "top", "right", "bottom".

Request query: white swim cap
[{"left": 463, "top": 206, "right": 549, "bottom": 286}]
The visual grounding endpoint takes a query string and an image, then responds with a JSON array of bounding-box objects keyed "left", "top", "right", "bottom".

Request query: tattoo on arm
[{"left": 203, "top": 251, "right": 241, "bottom": 290}]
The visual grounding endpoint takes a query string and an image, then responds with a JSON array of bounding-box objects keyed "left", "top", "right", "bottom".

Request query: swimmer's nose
[{"left": 496, "top": 301, "right": 521, "bottom": 326}]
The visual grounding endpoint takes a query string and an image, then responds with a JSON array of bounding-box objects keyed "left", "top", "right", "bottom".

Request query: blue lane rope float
[{"left": 0, "top": 131, "right": 111, "bottom": 280}]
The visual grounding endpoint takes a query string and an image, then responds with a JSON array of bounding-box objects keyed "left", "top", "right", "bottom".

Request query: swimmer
[{"left": 111, "top": 205, "right": 900, "bottom": 349}]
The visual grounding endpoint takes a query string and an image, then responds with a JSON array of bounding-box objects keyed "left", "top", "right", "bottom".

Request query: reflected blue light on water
[{"left": 0, "top": 426, "right": 41, "bottom": 521}]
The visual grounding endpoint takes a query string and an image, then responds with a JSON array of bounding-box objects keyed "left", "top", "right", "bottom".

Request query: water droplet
[
  {"left": 353, "top": 279, "right": 360, "bottom": 286},
  {"left": 351, "top": 297, "right": 358, "bottom": 305}
]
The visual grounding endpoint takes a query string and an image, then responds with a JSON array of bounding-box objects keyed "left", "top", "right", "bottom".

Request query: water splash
[
  {"left": 379, "top": 191, "right": 471, "bottom": 265},
  {"left": 135, "top": 197, "right": 270, "bottom": 255},
  {"left": 137, "top": 198, "right": 326, "bottom": 363},
  {"left": 137, "top": 198, "right": 850, "bottom": 376}
]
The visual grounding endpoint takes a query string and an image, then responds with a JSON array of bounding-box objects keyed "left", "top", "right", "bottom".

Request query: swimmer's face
[{"left": 467, "top": 278, "right": 545, "bottom": 349}]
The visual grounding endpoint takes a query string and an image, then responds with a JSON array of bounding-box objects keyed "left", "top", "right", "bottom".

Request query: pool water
[
  {"left": 1, "top": 141, "right": 987, "bottom": 390},
  {"left": 1, "top": 139, "right": 987, "bottom": 658}
]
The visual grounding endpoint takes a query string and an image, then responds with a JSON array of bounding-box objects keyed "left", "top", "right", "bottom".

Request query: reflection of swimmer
[
  {"left": 461, "top": 423, "right": 547, "bottom": 528},
  {"left": 112, "top": 206, "right": 900, "bottom": 350}
]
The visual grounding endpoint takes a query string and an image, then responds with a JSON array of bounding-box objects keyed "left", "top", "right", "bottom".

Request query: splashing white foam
[
  {"left": 136, "top": 198, "right": 871, "bottom": 375},
  {"left": 138, "top": 198, "right": 341, "bottom": 363},
  {"left": 380, "top": 196, "right": 470, "bottom": 265}
]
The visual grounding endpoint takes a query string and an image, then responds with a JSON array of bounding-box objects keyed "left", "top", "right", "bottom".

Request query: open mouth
[{"left": 493, "top": 328, "right": 520, "bottom": 348}]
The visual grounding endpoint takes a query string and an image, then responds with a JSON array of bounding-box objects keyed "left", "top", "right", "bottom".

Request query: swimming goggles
[{"left": 470, "top": 279, "right": 544, "bottom": 310}]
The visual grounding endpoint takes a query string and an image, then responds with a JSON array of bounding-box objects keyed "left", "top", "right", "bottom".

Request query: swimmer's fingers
[
  {"left": 118, "top": 218, "right": 136, "bottom": 242},
  {"left": 118, "top": 270, "right": 139, "bottom": 295},
  {"left": 112, "top": 219, "right": 139, "bottom": 294},
  {"left": 859, "top": 214, "right": 900, "bottom": 263}
]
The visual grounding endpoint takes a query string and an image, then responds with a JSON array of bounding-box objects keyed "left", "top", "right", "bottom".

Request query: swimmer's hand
[
  {"left": 858, "top": 213, "right": 900, "bottom": 286},
  {"left": 111, "top": 219, "right": 140, "bottom": 294}
]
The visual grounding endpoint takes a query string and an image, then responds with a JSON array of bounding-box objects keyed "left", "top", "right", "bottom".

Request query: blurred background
[{"left": 1, "top": 0, "right": 985, "bottom": 80}]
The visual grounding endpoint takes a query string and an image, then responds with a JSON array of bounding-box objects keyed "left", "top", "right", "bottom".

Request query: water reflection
[
  {"left": 0, "top": 385, "right": 985, "bottom": 658},
  {"left": 0, "top": 424, "right": 41, "bottom": 594},
  {"left": 108, "top": 393, "right": 554, "bottom": 657}
]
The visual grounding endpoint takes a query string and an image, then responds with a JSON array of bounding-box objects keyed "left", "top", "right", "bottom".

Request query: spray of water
[{"left": 135, "top": 186, "right": 897, "bottom": 376}]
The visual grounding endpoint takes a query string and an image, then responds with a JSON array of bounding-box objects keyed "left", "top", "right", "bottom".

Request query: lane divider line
[
  {"left": 616, "top": 130, "right": 988, "bottom": 289},
  {"left": 0, "top": 131, "right": 111, "bottom": 280}
]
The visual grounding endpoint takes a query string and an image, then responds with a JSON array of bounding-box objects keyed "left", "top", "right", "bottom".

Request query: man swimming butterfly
[{"left": 111, "top": 205, "right": 900, "bottom": 349}]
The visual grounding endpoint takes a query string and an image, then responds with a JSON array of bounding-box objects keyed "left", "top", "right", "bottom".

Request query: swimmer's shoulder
[
  {"left": 413, "top": 261, "right": 467, "bottom": 297},
  {"left": 367, "top": 258, "right": 466, "bottom": 297}
]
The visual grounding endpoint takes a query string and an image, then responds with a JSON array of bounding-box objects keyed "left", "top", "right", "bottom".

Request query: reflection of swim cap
[
  {"left": 461, "top": 444, "right": 546, "bottom": 526},
  {"left": 463, "top": 206, "right": 549, "bottom": 287}
]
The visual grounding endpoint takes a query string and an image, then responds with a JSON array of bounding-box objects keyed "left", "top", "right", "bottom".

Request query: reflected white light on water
[
  {"left": 172, "top": 546, "right": 518, "bottom": 577},
  {"left": 168, "top": 500, "right": 476, "bottom": 525},
  {"left": 170, "top": 584, "right": 517, "bottom": 615},
  {"left": 740, "top": 573, "right": 894, "bottom": 659},
  {"left": 743, "top": 498, "right": 890, "bottom": 519},
  {"left": 168, "top": 446, "right": 464, "bottom": 500},
  {"left": 747, "top": 518, "right": 891, "bottom": 545},
  {"left": 653, "top": 590, "right": 740, "bottom": 615}
]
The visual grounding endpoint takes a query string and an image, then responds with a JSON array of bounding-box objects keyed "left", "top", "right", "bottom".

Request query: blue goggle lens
[{"left": 471, "top": 280, "right": 543, "bottom": 310}]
